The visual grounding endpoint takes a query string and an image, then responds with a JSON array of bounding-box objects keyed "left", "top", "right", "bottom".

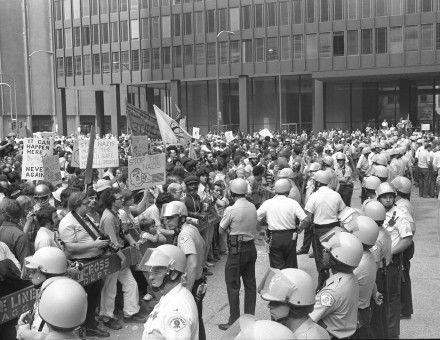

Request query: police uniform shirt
[
  {"left": 142, "top": 283, "right": 199, "bottom": 340},
  {"left": 219, "top": 198, "right": 257, "bottom": 241},
  {"left": 334, "top": 164, "right": 352, "bottom": 184},
  {"left": 353, "top": 251, "right": 377, "bottom": 309},
  {"left": 310, "top": 272, "right": 359, "bottom": 339},
  {"left": 305, "top": 186, "right": 346, "bottom": 225},
  {"left": 257, "top": 195, "right": 306, "bottom": 231},
  {"left": 178, "top": 223, "right": 205, "bottom": 280},
  {"left": 292, "top": 317, "right": 330, "bottom": 340},
  {"left": 383, "top": 206, "right": 413, "bottom": 250},
  {"left": 370, "top": 228, "right": 392, "bottom": 268},
  {"left": 356, "top": 154, "right": 370, "bottom": 174}
]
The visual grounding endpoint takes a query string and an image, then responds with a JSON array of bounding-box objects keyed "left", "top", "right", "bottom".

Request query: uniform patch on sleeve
[
  {"left": 320, "top": 292, "right": 335, "bottom": 307},
  {"left": 168, "top": 317, "right": 187, "bottom": 332},
  {"left": 179, "top": 235, "right": 188, "bottom": 244}
]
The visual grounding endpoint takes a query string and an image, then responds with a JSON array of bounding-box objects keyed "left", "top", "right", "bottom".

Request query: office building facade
[{"left": 54, "top": 0, "right": 440, "bottom": 135}]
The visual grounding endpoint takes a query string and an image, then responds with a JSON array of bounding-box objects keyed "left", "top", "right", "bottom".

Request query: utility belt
[
  {"left": 339, "top": 182, "right": 353, "bottom": 188},
  {"left": 390, "top": 253, "right": 403, "bottom": 266},
  {"left": 228, "top": 235, "right": 254, "bottom": 255},
  {"left": 314, "top": 221, "right": 340, "bottom": 229},
  {"left": 192, "top": 276, "right": 207, "bottom": 303},
  {"left": 265, "top": 229, "right": 297, "bottom": 246},
  {"left": 266, "top": 229, "right": 296, "bottom": 234}
]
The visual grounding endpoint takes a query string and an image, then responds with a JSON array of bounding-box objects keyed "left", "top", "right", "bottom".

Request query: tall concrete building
[{"left": 52, "top": 0, "right": 440, "bottom": 135}]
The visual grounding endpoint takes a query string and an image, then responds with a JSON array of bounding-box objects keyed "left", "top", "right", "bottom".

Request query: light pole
[
  {"left": 216, "top": 30, "right": 235, "bottom": 132},
  {"left": 0, "top": 74, "right": 17, "bottom": 127},
  {"left": 28, "top": 49, "right": 56, "bottom": 132},
  {"left": 268, "top": 48, "right": 282, "bottom": 131},
  {"left": 0, "top": 82, "right": 14, "bottom": 136}
]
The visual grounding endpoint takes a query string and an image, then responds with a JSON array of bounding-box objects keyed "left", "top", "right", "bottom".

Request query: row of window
[
  {"left": 57, "top": 24, "right": 440, "bottom": 77},
  {"left": 56, "top": 0, "right": 440, "bottom": 28}
]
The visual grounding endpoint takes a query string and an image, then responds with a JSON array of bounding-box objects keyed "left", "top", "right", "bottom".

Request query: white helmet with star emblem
[
  {"left": 320, "top": 230, "right": 363, "bottom": 268},
  {"left": 143, "top": 244, "right": 186, "bottom": 273}
]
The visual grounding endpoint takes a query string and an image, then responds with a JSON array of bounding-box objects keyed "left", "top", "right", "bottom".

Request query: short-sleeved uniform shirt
[
  {"left": 310, "top": 272, "right": 359, "bottom": 339},
  {"left": 220, "top": 198, "right": 257, "bottom": 241},
  {"left": 383, "top": 206, "right": 413, "bottom": 250},
  {"left": 178, "top": 223, "right": 205, "bottom": 280},
  {"left": 257, "top": 195, "right": 306, "bottom": 231},
  {"left": 292, "top": 317, "right": 330, "bottom": 340},
  {"left": 305, "top": 186, "right": 346, "bottom": 225},
  {"left": 370, "top": 228, "right": 392, "bottom": 268},
  {"left": 142, "top": 283, "right": 199, "bottom": 340},
  {"left": 353, "top": 251, "right": 377, "bottom": 309}
]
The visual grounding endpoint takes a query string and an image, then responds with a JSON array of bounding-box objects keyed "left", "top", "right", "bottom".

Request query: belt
[
  {"left": 314, "top": 222, "right": 339, "bottom": 228},
  {"left": 241, "top": 239, "right": 255, "bottom": 244},
  {"left": 390, "top": 253, "right": 402, "bottom": 265},
  {"left": 71, "top": 256, "right": 102, "bottom": 262},
  {"left": 268, "top": 229, "right": 296, "bottom": 233}
]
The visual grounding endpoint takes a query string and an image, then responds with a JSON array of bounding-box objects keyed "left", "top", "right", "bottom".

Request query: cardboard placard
[
  {"left": 225, "top": 131, "right": 234, "bottom": 143},
  {"left": 192, "top": 127, "right": 200, "bottom": 139},
  {"left": 71, "top": 139, "right": 80, "bottom": 168},
  {"left": 43, "top": 155, "right": 62, "bottom": 185},
  {"left": 421, "top": 123, "right": 430, "bottom": 131},
  {"left": 79, "top": 139, "right": 119, "bottom": 169},
  {"left": 21, "top": 138, "right": 54, "bottom": 181},
  {"left": 131, "top": 135, "right": 150, "bottom": 157},
  {"left": 128, "top": 153, "right": 166, "bottom": 190},
  {"left": 259, "top": 128, "right": 273, "bottom": 138}
]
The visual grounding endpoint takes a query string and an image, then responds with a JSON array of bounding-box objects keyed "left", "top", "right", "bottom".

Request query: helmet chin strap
[{"left": 150, "top": 271, "right": 178, "bottom": 293}]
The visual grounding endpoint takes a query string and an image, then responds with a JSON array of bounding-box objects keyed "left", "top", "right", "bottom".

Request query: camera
[{"left": 99, "top": 235, "right": 120, "bottom": 253}]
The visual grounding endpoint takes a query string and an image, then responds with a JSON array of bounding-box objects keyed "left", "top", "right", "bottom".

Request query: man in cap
[{"left": 257, "top": 179, "right": 307, "bottom": 269}]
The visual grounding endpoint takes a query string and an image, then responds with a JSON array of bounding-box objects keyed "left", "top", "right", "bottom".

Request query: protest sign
[
  {"left": 225, "top": 131, "right": 234, "bottom": 143},
  {"left": 43, "top": 155, "right": 62, "bottom": 185},
  {"left": 128, "top": 153, "right": 166, "bottom": 190},
  {"left": 192, "top": 127, "right": 200, "bottom": 139},
  {"left": 21, "top": 138, "right": 54, "bottom": 180},
  {"left": 421, "top": 123, "right": 430, "bottom": 131},
  {"left": 71, "top": 139, "right": 80, "bottom": 167},
  {"left": 131, "top": 135, "right": 150, "bottom": 157},
  {"left": 79, "top": 138, "right": 119, "bottom": 169},
  {"left": 259, "top": 128, "right": 273, "bottom": 138}
]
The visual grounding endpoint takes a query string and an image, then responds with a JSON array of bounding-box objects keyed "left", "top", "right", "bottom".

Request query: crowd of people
[{"left": 0, "top": 122, "right": 432, "bottom": 339}]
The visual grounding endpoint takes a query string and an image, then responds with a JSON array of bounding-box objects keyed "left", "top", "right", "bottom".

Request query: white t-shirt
[
  {"left": 305, "top": 186, "right": 346, "bottom": 225},
  {"left": 257, "top": 195, "right": 306, "bottom": 231}
]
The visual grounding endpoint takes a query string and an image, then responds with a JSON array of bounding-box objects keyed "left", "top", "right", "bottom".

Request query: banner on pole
[
  {"left": 154, "top": 105, "right": 192, "bottom": 146},
  {"left": 43, "top": 155, "right": 62, "bottom": 185},
  {"left": 79, "top": 138, "right": 119, "bottom": 169},
  {"left": 126, "top": 103, "right": 161, "bottom": 138},
  {"left": 131, "top": 135, "right": 150, "bottom": 157},
  {"left": 21, "top": 138, "right": 54, "bottom": 180},
  {"left": 128, "top": 153, "right": 166, "bottom": 190}
]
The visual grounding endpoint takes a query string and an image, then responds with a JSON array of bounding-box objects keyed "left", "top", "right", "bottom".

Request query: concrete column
[
  {"left": 60, "top": 88, "right": 67, "bottom": 136},
  {"left": 399, "top": 79, "right": 412, "bottom": 122},
  {"left": 313, "top": 79, "right": 324, "bottom": 131},
  {"left": 170, "top": 80, "right": 181, "bottom": 118},
  {"left": 145, "top": 86, "right": 154, "bottom": 113},
  {"left": 95, "top": 91, "right": 105, "bottom": 137},
  {"left": 75, "top": 90, "right": 80, "bottom": 134},
  {"left": 115, "top": 84, "right": 121, "bottom": 136},
  {"left": 238, "top": 75, "right": 249, "bottom": 134}
]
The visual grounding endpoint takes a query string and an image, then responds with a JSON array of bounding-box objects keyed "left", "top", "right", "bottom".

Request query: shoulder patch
[
  {"left": 179, "top": 235, "right": 189, "bottom": 244},
  {"left": 320, "top": 292, "right": 335, "bottom": 307},
  {"left": 168, "top": 316, "right": 187, "bottom": 332}
]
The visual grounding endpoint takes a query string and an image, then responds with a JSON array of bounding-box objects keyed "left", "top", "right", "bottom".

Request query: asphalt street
[{"left": 101, "top": 183, "right": 440, "bottom": 339}]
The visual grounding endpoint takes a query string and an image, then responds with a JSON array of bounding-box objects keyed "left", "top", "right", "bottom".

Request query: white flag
[{"left": 154, "top": 105, "right": 192, "bottom": 145}]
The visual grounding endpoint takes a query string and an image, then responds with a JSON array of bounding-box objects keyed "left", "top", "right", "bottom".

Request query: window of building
[
  {"left": 348, "top": 0, "right": 357, "bottom": 19},
  {"left": 195, "top": 11, "right": 204, "bottom": 34},
  {"left": 91, "top": 24, "right": 99, "bottom": 44},
  {"left": 54, "top": 0, "right": 62, "bottom": 21},
  {"left": 437, "top": 24, "right": 440, "bottom": 50},
  {"left": 230, "top": 40, "right": 240, "bottom": 63},
  {"left": 132, "top": 49, "right": 140, "bottom": 70},
  {"left": 266, "top": 2, "right": 277, "bottom": 26},
  {"left": 65, "top": 28, "right": 72, "bottom": 48},
  {"left": 141, "top": 49, "right": 150, "bottom": 69},
  {"left": 56, "top": 29, "right": 64, "bottom": 49},
  {"left": 141, "top": 18, "right": 149, "bottom": 38},
  {"left": 184, "top": 45, "right": 193, "bottom": 65},
  {"left": 162, "top": 47, "right": 170, "bottom": 68},
  {"left": 172, "top": 14, "right": 181, "bottom": 37},
  {"left": 130, "top": 0, "right": 138, "bottom": 11},
  {"left": 219, "top": 41, "right": 228, "bottom": 63},
  {"left": 266, "top": 37, "right": 278, "bottom": 60},
  {"left": 255, "top": 4, "right": 263, "bottom": 27},
  {"left": 405, "top": 25, "right": 418, "bottom": 50},
  {"left": 120, "top": 20, "right": 129, "bottom": 41},
  {"left": 161, "top": 16, "right": 170, "bottom": 38},
  {"left": 162, "top": 0, "right": 169, "bottom": 6},
  {"left": 376, "top": 0, "right": 388, "bottom": 16},
  {"left": 292, "top": 0, "right": 302, "bottom": 24},
  {"left": 279, "top": 2, "right": 289, "bottom": 26},
  {"left": 242, "top": 5, "right": 251, "bottom": 29},
  {"left": 91, "top": 0, "right": 98, "bottom": 15},
  {"left": 255, "top": 38, "right": 264, "bottom": 61},
  {"left": 112, "top": 51, "right": 119, "bottom": 72},
  {"left": 110, "top": 22, "right": 118, "bottom": 42},
  {"left": 57, "top": 57, "right": 64, "bottom": 77},
  {"left": 195, "top": 44, "right": 205, "bottom": 64},
  {"left": 140, "top": 0, "right": 147, "bottom": 9},
  {"left": 280, "top": 36, "right": 290, "bottom": 59},
  {"left": 319, "top": 33, "right": 331, "bottom": 57},
  {"left": 151, "top": 17, "right": 159, "bottom": 38},
  {"left": 306, "top": 0, "right": 315, "bottom": 23},
  {"left": 101, "top": 23, "right": 109, "bottom": 44},
  {"left": 390, "top": 0, "right": 401, "bottom": 15},
  {"left": 173, "top": 46, "right": 182, "bottom": 67},
  {"left": 102, "top": 52, "right": 110, "bottom": 73},
  {"left": 362, "top": 0, "right": 371, "bottom": 18},
  {"left": 130, "top": 19, "right": 139, "bottom": 40},
  {"left": 153, "top": 0, "right": 159, "bottom": 6},
  {"left": 333, "top": 31, "right": 344, "bottom": 56},
  {"left": 390, "top": 26, "right": 403, "bottom": 53},
  {"left": 84, "top": 54, "right": 91, "bottom": 74},
  {"left": 120, "top": 0, "right": 128, "bottom": 11},
  {"left": 421, "top": 0, "right": 432, "bottom": 12},
  {"left": 242, "top": 39, "right": 252, "bottom": 62},
  {"left": 206, "top": 43, "right": 215, "bottom": 64},
  {"left": 73, "top": 27, "right": 81, "bottom": 47},
  {"left": 306, "top": 34, "right": 317, "bottom": 58},
  {"left": 73, "top": 0, "right": 80, "bottom": 18},
  {"left": 184, "top": 13, "right": 192, "bottom": 35},
  {"left": 82, "top": 0, "right": 90, "bottom": 16},
  {"left": 421, "top": 24, "right": 433, "bottom": 50},
  {"left": 109, "top": 0, "right": 117, "bottom": 12},
  {"left": 406, "top": 0, "right": 417, "bottom": 13},
  {"left": 82, "top": 26, "right": 90, "bottom": 46},
  {"left": 74, "top": 55, "right": 82, "bottom": 75},
  {"left": 64, "top": 0, "right": 71, "bottom": 20},
  {"left": 361, "top": 29, "right": 372, "bottom": 54},
  {"left": 93, "top": 53, "right": 100, "bottom": 73},
  {"left": 347, "top": 30, "right": 358, "bottom": 54},
  {"left": 218, "top": 8, "right": 227, "bottom": 31},
  {"left": 320, "top": 0, "right": 330, "bottom": 22},
  {"left": 65, "top": 56, "right": 73, "bottom": 76},
  {"left": 230, "top": 7, "right": 240, "bottom": 31},
  {"left": 376, "top": 27, "right": 387, "bottom": 53},
  {"left": 121, "top": 50, "right": 130, "bottom": 70},
  {"left": 293, "top": 34, "right": 303, "bottom": 58},
  {"left": 206, "top": 9, "right": 215, "bottom": 33},
  {"left": 334, "top": 0, "right": 344, "bottom": 20},
  {"left": 100, "top": 0, "right": 108, "bottom": 14}
]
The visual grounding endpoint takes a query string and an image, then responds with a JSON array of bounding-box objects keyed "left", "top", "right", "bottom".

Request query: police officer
[
  {"left": 259, "top": 268, "right": 330, "bottom": 339},
  {"left": 310, "top": 231, "right": 363, "bottom": 340},
  {"left": 141, "top": 245, "right": 199, "bottom": 339},
  {"left": 219, "top": 178, "right": 258, "bottom": 330},
  {"left": 277, "top": 167, "right": 302, "bottom": 204},
  {"left": 16, "top": 247, "right": 68, "bottom": 340},
  {"left": 300, "top": 170, "right": 346, "bottom": 290},
  {"left": 321, "top": 156, "right": 339, "bottom": 191},
  {"left": 257, "top": 179, "right": 307, "bottom": 269},
  {"left": 37, "top": 277, "right": 87, "bottom": 340},
  {"left": 376, "top": 182, "right": 413, "bottom": 339},
  {"left": 361, "top": 176, "right": 382, "bottom": 205},
  {"left": 334, "top": 152, "right": 353, "bottom": 207},
  {"left": 163, "top": 201, "right": 207, "bottom": 340}
]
